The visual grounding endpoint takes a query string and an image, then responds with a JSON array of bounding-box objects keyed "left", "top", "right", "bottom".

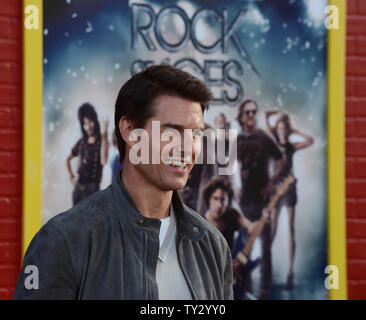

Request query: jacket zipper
[
  {"left": 143, "top": 232, "right": 148, "bottom": 299},
  {"left": 176, "top": 232, "right": 197, "bottom": 300}
]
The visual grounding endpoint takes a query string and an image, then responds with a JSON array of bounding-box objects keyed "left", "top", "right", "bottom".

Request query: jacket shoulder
[
  {"left": 46, "top": 185, "right": 115, "bottom": 236},
  {"left": 182, "top": 204, "right": 229, "bottom": 246}
]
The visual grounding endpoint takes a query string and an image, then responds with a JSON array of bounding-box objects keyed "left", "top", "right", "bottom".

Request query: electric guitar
[{"left": 232, "top": 174, "right": 296, "bottom": 299}]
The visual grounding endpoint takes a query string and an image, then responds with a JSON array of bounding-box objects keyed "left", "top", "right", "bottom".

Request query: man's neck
[
  {"left": 121, "top": 164, "right": 172, "bottom": 220},
  {"left": 243, "top": 124, "right": 257, "bottom": 134}
]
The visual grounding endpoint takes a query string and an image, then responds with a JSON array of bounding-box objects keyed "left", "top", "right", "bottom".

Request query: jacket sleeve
[
  {"left": 13, "top": 223, "right": 78, "bottom": 300},
  {"left": 222, "top": 240, "right": 234, "bottom": 300}
]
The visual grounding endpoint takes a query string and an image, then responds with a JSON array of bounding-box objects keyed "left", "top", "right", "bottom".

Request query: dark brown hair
[
  {"left": 236, "top": 99, "right": 258, "bottom": 129},
  {"left": 202, "top": 177, "right": 234, "bottom": 208},
  {"left": 273, "top": 113, "right": 292, "bottom": 143},
  {"left": 114, "top": 65, "right": 212, "bottom": 162},
  {"left": 78, "top": 103, "right": 101, "bottom": 141}
]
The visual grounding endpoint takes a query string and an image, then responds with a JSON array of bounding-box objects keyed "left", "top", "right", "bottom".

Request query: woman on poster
[
  {"left": 265, "top": 110, "right": 314, "bottom": 290},
  {"left": 66, "top": 103, "right": 109, "bottom": 205}
]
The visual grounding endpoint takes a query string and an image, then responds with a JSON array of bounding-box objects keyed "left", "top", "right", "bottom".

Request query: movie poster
[{"left": 42, "top": 0, "right": 328, "bottom": 299}]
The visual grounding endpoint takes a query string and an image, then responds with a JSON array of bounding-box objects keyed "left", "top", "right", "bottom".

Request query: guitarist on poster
[
  {"left": 231, "top": 175, "right": 295, "bottom": 300},
  {"left": 232, "top": 99, "right": 286, "bottom": 300},
  {"left": 202, "top": 177, "right": 257, "bottom": 251}
]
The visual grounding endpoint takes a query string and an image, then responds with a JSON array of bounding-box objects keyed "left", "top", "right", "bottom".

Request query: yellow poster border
[
  {"left": 22, "top": 0, "right": 347, "bottom": 299},
  {"left": 327, "top": 0, "right": 347, "bottom": 300},
  {"left": 22, "top": 0, "right": 43, "bottom": 258}
]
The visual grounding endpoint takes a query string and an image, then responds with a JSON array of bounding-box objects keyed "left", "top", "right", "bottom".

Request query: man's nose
[{"left": 182, "top": 130, "right": 196, "bottom": 161}]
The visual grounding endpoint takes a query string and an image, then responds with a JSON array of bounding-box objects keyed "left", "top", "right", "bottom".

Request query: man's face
[
  {"left": 209, "top": 188, "right": 229, "bottom": 218},
  {"left": 241, "top": 102, "right": 257, "bottom": 129},
  {"left": 131, "top": 94, "right": 204, "bottom": 191},
  {"left": 83, "top": 117, "right": 95, "bottom": 137}
]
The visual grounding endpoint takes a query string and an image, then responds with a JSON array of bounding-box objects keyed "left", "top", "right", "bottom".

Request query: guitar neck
[
  {"left": 240, "top": 176, "right": 294, "bottom": 257},
  {"left": 265, "top": 193, "right": 280, "bottom": 213}
]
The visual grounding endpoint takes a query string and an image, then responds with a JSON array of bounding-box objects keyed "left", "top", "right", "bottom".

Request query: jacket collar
[{"left": 111, "top": 170, "right": 205, "bottom": 240}]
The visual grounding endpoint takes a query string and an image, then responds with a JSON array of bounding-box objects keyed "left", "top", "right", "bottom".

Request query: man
[
  {"left": 195, "top": 113, "right": 232, "bottom": 214},
  {"left": 183, "top": 112, "right": 232, "bottom": 215},
  {"left": 66, "top": 103, "right": 109, "bottom": 205},
  {"left": 202, "top": 177, "right": 253, "bottom": 250},
  {"left": 13, "top": 65, "right": 233, "bottom": 300},
  {"left": 234, "top": 99, "right": 285, "bottom": 299}
]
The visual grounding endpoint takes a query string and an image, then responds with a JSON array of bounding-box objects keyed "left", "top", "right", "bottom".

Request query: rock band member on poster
[
  {"left": 202, "top": 177, "right": 255, "bottom": 251},
  {"left": 234, "top": 99, "right": 286, "bottom": 299},
  {"left": 265, "top": 110, "right": 314, "bottom": 290},
  {"left": 13, "top": 65, "right": 233, "bottom": 300},
  {"left": 183, "top": 113, "right": 233, "bottom": 215},
  {"left": 66, "top": 103, "right": 109, "bottom": 205}
]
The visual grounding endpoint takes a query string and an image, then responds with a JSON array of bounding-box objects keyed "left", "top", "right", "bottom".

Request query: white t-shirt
[
  {"left": 156, "top": 203, "right": 192, "bottom": 300},
  {"left": 159, "top": 216, "right": 170, "bottom": 248}
]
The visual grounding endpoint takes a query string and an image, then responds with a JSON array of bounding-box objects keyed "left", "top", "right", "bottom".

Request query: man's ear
[{"left": 118, "top": 116, "right": 135, "bottom": 148}]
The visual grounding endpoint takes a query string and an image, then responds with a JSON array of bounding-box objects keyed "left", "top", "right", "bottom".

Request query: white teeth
[{"left": 166, "top": 160, "right": 187, "bottom": 168}]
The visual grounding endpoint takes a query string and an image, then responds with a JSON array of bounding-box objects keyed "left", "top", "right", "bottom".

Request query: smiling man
[{"left": 13, "top": 65, "right": 233, "bottom": 300}]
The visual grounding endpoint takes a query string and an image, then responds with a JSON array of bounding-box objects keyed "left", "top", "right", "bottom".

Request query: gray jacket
[{"left": 13, "top": 172, "right": 233, "bottom": 300}]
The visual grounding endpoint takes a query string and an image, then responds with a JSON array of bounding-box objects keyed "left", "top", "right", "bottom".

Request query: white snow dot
[
  {"left": 109, "top": 25, "right": 114, "bottom": 31},
  {"left": 86, "top": 21, "right": 93, "bottom": 33},
  {"left": 262, "top": 25, "right": 270, "bottom": 33},
  {"left": 114, "top": 63, "right": 120, "bottom": 70},
  {"left": 72, "top": 13, "right": 78, "bottom": 19},
  {"left": 44, "top": 29, "right": 48, "bottom": 36},
  {"left": 44, "top": 58, "right": 48, "bottom": 64}
]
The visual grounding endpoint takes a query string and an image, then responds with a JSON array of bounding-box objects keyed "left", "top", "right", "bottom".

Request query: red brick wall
[
  {"left": 0, "top": 1, "right": 22, "bottom": 300},
  {"left": 346, "top": 0, "right": 366, "bottom": 300},
  {"left": 0, "top": 0, "right": 365, "bottom": 300}
]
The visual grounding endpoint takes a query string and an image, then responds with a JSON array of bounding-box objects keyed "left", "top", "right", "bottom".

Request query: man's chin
[{"left": 163, "top": 178, "right": 188, "bottom": 191}]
